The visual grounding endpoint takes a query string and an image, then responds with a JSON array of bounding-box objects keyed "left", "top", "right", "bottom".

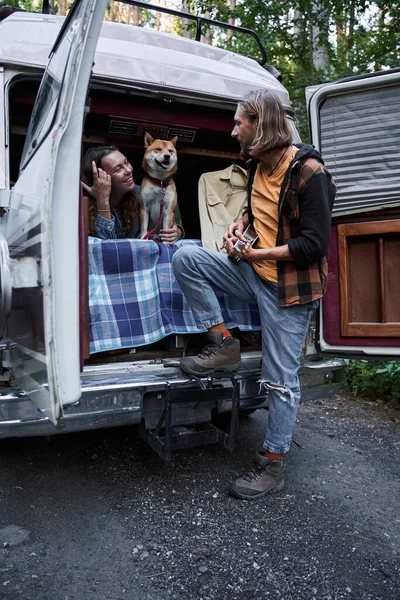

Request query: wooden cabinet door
[{"left": 338, "top": 220, "right": 400, "bottom": 337}]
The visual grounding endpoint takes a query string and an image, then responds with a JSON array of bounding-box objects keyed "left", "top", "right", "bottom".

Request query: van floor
[
  {"left": 85, "top": 347, "right": 184, "bottom": 365},
  {"left": 84, "top": 330, "right": 261, "bottom": 366}
]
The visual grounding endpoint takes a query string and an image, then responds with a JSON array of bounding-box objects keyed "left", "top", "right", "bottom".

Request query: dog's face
[{"left": 142, "top": 133, "right": 178, "bottom": 176}]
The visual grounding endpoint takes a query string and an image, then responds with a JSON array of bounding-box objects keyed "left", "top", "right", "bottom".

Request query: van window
[
  {"left": 319, "top": 84, "right": 400, "bottom": 215},
  {"left": 20, "top": 10, "right": 82, "bottom": 171}
]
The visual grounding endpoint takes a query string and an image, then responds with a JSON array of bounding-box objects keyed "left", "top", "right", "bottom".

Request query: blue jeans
[{"left": 172, "top": 245, "right": 317, "bottom": 455}]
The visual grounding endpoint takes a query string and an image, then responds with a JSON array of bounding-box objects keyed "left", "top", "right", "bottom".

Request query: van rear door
[
  {"left": 4, "top": 0, "right": 107, "bottom": 422},
  {"left": 307, "top": 70, "right": 400, "bottom": 359}
]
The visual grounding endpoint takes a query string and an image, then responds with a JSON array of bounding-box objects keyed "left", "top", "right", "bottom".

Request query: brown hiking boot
[
  {"left": 228, "top": 451, "right": 284, "bottom": 500},
  {"left": 180, "top": 332, "right": 241, "bottom": 376}
]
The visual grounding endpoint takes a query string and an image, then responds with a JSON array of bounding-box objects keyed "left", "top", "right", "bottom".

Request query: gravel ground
[{"left": 0, "top": 392, "right": 399, "bottom": 600}]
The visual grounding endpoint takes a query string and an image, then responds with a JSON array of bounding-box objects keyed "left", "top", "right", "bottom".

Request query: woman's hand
[
  {"left": 81, "top": 161, "right": 112, "bottom": 210},
  {"left": 160, "top": 223, "right": 182, "bottom": 245}
]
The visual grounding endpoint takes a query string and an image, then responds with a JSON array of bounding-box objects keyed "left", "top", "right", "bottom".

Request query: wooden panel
[
  {"left": 384, "top": 238, "right": 400, "bottom": 322},
  {"left": 347, "top": 240, "right": 380, "bottom": 323},
  {"left": 338, "top": 220, "right": 400, "bottom": 337}
]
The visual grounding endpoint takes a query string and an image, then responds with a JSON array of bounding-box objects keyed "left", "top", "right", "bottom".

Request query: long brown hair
[
  {"left": 82, "top": 145, "right": 138, "bottom": 237},
  {"left": 238, "top": 90, "right": 293, "bottom": 157}
]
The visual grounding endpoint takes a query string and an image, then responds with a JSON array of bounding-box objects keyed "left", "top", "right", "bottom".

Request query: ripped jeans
[{"left": 172, "top": 245, "right": 318, "bottom": 455}]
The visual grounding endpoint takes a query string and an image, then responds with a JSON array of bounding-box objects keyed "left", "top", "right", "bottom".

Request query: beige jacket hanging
[{"left": 198, "top": 163, "right": 247, "bottom": 251}]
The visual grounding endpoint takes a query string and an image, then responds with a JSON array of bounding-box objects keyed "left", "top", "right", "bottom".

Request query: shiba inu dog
[{"left": 139, "top": 133, "right": 178, "bottom": 240}]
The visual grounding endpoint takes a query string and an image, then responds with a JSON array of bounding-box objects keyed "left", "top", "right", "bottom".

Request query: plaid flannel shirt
[{"left": 246, "top": 144, "right": 336, "bottom": 307}]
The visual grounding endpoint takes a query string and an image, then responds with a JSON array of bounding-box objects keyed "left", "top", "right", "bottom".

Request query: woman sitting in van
[{"left": 81, "top": 145, "right": 183, "bottom": 244}]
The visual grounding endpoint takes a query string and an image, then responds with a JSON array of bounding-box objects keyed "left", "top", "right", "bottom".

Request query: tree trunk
[
  {"left": 227, "top": 0, "right": 236, "bottom": 40},
  {"left": 130, "top": 6, "right": 140, "bottom": 26},
  {"left": 58, "top": 0, "right": 67, "bottom": 16},
  {"left": 116, "top": 2, "right": 125, "bottom": 24},
  {"left": 293, "top": 9, "right": 305, "bottom": 53},
  {"left": 156, "top": 0, "right": 161, "bottom": 32},
  {"left": 201, "top": 11, "right": 213, "bottom": 45},
  {"left": 161, "top": 0, "right": 169, "bottom": 33},
  {"left": 109, "top": 1, "right": 115, "bottom": 23},
  {"left": 311, "top": 1, "right": 329, "bottom": 75},
  {"left": 48, "top": 0, "right": 56, "bottom": 15},
  {"left": 182, "top": 1, "right": 192, "bottom": 39},
  {"left": 335, "top": 7, "right": 347, "bottom": 68},
  {"left": 347, "top": 0, "right": 355, "bottom": 68}
]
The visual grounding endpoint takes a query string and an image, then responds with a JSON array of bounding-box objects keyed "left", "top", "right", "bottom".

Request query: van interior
[
  {"left": 9, "top": 77, "right": 239, "bottom": 233},
  {"left": 8, "top": 74, "right": 400, "bottom": 365},
  {"left": 8, "top": 76, "right": 262, "bottom": 365}
]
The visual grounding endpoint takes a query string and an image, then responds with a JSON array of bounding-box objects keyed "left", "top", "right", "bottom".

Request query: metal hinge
[
  {"left": 0, "top": 189, "right": 11, "bottom": 208},
  {"left": 0, "top": 340, "right": 12, "bottom": 381},
  {"left": 308, "top": 326, "right": 317, "bottom": 345}
]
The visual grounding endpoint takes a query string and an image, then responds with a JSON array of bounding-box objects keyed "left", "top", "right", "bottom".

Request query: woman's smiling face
[{"left": 101, "top": 150, "right": 135, "bottom": 197}]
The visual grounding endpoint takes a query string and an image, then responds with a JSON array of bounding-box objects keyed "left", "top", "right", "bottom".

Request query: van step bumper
[
  {"left": 0, "top": 385, "right": 143, "bottom": 438},
  {"left": 0, "top": 357, "right": 345, "bottom": 438}
]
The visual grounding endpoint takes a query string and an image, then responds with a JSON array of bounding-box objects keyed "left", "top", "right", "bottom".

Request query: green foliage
[
  {"left": 346, "top": 360, "right": 400, "bottom": 402},
  {"left": 0, "top": 0, "right": 68, "bottom": 13},
  {"left": 187, "top": 0, "right": 400, "bottom": 137},
  {"left": 0, "top": 0, "right": 37, "bottom": 9},
  {"left": 4, "top": 0, "right": 399, "bottom": 136}
]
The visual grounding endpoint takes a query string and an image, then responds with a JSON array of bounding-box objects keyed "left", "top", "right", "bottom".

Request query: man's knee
[{"left": 172, "top": 245, "right": 200, "bottom": 277}]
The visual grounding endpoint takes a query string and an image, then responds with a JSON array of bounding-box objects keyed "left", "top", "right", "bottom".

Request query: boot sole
[
  {"left": 180, "top": 362, "right": 241, "bottom": 377},
  {"left": 228, "top": 479, "right": 285, "bottom": 500}
]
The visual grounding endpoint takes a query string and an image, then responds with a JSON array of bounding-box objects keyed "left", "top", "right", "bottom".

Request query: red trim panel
[{"left": 89, "top": 93, "right": 234, "bottom": 132}]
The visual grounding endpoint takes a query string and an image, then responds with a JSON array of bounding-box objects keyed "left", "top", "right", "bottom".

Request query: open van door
[
  {"left": 2, "top": 0, "right": 108, "bottom": 422},
  {"left": 307, "top": 69, "right": 400, "bottom": 359}
]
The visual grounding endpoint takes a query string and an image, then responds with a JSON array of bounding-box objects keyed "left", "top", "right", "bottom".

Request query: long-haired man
[{"left": 173, "top": 89, "right": 336, "bottom": 499}]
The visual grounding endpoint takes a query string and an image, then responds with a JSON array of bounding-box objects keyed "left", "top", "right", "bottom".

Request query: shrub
[{"left": 346, "top": 360, "right": 400, "bottom": 402}]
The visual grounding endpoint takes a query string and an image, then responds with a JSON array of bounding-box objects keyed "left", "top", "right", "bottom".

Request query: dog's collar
[{"left": 147, "top": 174, "right": 172, "bottom": 188}]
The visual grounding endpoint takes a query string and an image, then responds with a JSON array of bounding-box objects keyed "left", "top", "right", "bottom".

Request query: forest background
[{"left": 2, "top": 0, "right": 399, "bottom": 138}]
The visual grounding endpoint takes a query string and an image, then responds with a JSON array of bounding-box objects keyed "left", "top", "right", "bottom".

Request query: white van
[{"left": 0, "top": 1, "right": 398, "bottom": 462}]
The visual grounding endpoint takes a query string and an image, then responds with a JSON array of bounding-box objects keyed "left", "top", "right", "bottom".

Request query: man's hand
[
  {"left": 81, "top": 161, "right": 112, "bottom": 210},
  {"left": 240, "top": 245, "right": 263, "bottom": 261},
  {"left": 160, "top": 223, "right": 182, "bottom": 245},
  {"left": 222, "top": 215, "right": 249, "bottom": 256},
  {"left": 241, "top": 244, "right": 293, "bottom": 262}
]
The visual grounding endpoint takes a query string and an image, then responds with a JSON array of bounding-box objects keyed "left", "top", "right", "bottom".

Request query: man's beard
[{"left": 238, "top": 138, "right": 254, "bottom": 162}]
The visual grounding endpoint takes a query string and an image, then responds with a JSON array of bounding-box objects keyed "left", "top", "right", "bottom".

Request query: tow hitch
[{"left": 140, "top": 375, "right": 241, "bottom": 465}]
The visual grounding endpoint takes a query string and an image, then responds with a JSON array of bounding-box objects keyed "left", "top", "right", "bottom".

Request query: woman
[{"left": 81, "top": 145, "right": 183, "bottom": 244}]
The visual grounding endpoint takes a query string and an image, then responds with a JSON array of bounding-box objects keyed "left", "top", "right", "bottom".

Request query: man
[{"left": 172, "top": 89, "right": 336, "bottom": 500}]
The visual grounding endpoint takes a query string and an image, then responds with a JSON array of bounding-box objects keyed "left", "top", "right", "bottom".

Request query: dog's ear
[
  {"left": 169, "top": 136, "right": 178, "bottom": 147},
  {"left": 144, "top": 132, "right": 154, "bottom": 147}
]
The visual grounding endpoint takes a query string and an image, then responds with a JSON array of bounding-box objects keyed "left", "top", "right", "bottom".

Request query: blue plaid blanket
[{"left": 88, "top": 238, "right": 261, "bottom": 354}]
